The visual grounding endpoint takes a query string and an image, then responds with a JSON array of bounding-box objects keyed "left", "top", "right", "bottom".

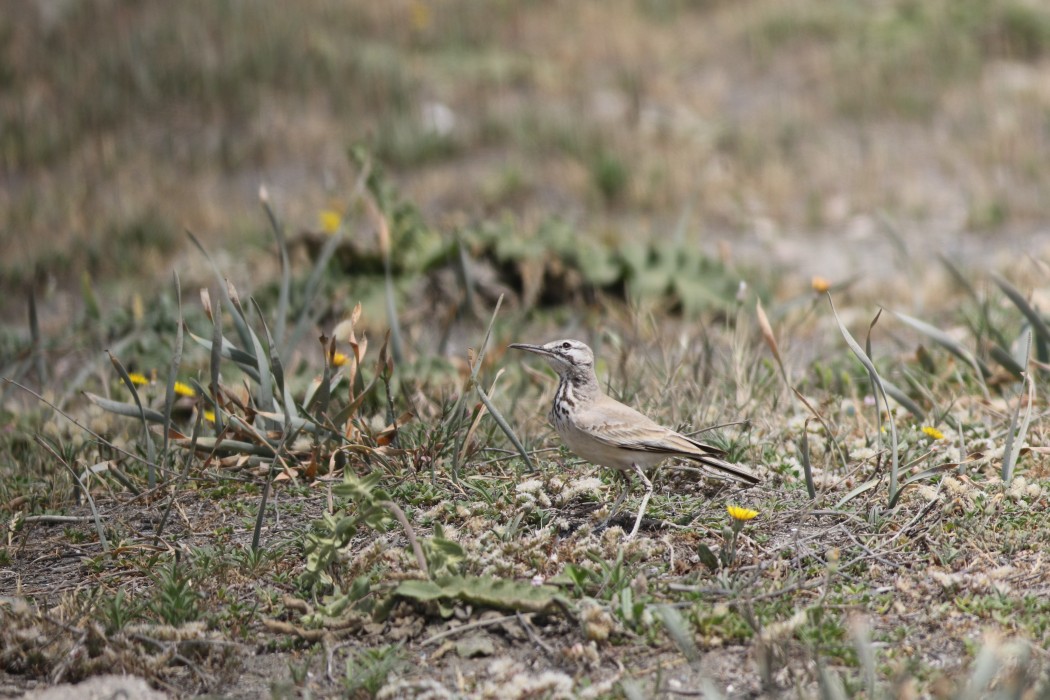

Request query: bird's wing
[
  {"left": 574, "top": 399, "right": 759, "bottom": 484},
  {"left": 574, "top": 400, "right": 723, "bottom": 456}
]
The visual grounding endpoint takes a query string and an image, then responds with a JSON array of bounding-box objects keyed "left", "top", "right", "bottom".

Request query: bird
[{"left": 509, "top": 339, "right": 759, "bottom": 539}]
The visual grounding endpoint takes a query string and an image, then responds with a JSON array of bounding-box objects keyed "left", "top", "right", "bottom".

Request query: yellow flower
[
  {"left": 922, "top": 426, "right": 944, "bottom": 440},
  {"left": 727, "top": 505, "right": 759, "bottom": 522},
  {"left": 332, "top": 351, "right": 349, "bottom": 367},
  {"left": 127, "top": 372, "right": 150, "bottom": 386},
  {"left": 811, "top": 276, "right": 831, "bottom": 294},
  {"left": 173, "top": 381, "right": 196, "bottom": 398},
  {"left": 319, "top": 209, "right": 342, "bottom": 235},
  {"left": 203, "top": 410, "right": 216, "bottom": 423},
  {"left": 409, "top": 0, "right": 431, "bottom": 31}
]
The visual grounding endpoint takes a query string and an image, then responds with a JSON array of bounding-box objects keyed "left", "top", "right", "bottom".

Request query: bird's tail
[
  {"left": 683, "top": 440, "right": 760, "bottom": 484},
  {"left": 692, "top": 453, "right": 760, "bottom": 484}
]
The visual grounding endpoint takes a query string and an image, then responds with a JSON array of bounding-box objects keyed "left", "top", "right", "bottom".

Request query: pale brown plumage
[{"left": 511, "top": 339, "right": 759, "bottom": 539}]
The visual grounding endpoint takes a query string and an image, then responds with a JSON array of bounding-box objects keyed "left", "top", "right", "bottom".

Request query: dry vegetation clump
[{"left": 6, "top": 0, "right": 1050, "bottom": 322}]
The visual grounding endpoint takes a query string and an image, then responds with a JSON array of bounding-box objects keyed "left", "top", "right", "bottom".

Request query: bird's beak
[{"left": 509, "top": 343, "right": 553, "bottom": 358}]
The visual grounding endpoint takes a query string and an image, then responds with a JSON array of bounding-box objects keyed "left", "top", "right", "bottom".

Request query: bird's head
[{"left": 509, "top": 339, "right": 594, "bottom": 377}]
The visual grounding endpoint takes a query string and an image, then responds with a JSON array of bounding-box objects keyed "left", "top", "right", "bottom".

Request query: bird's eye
[{"left": 562, "top": 342, "right": 571, "bottom": 349}]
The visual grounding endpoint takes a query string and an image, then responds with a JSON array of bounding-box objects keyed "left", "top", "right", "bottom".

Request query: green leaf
[
  {"left": 576, "top": 247, "right": 622, "bottom": 286},
  {"left": 696, "top": 543, "right": 720, "bottom": 572},
  {"left": 654, "top": 604, "right": 699, "bottom": 663},
  {"left": 187, "top": 329, "right": 261, "bottom": 381},
  {"left": 388, "top": 575, "right": 571, "bottom": 616},
  {"left": 830, "top": 299, "right": 900, "bottom": 508},
  {"left": 834, "top": 478, "right": 880, "bottom": 509},
  {"left": 893, "top": 310, "right": 991, "bottom": 380},
  {"left": 85, "top": 393, "right": 166, "bottom": 423},
  {"left": 174, "top": 437, "right": 276, "bottom": 457},
  {"left": 1001, "top": 332, "right": 1034, "bottom": 485},
  {"left": 888, "top": 463, "right": 956, "bottom": 509},
  {"left": 992, "top": 273, "right": 1050, "bottom": 349}
]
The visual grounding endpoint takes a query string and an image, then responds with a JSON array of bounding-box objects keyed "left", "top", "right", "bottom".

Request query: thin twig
[
  {"left": 420, "top": 613, "right": 522, "bottom": 646},
  {"left": 516, "top": 611, "right": 556, "bottom": 655},
  {"left": 21, "top": 515, "right": 107, "bottom": 524},
  {"left": 378, "top": 500, "right": 427, "bottom": 574}
]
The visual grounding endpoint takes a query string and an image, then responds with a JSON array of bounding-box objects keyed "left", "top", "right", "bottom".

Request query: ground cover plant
[
  {"left": 2, "top": 167, "right": 1049, "bottom": 698},
  {"left": 4, "top": 1, "right": 1050, "bottom": 698}
]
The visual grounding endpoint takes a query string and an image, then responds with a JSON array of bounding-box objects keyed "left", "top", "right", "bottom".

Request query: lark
[{"left": 510, "top": 339, "right": 759, "bottom": 539}]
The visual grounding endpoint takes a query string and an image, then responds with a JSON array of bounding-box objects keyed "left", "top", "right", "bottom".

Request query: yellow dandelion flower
[
  {"left": 409, "top": 0, "right": 431, "bottom": 31},
  {"left": 203, "top": 410, "right": 216, "bottom": 423},
  {"left": 173, "top": 381, "right": 196, "bottom": 398},
  {"left": 727, "top": 505, "right": 759, "bottom": 521},
  {"left": 922, "top": 426, "right": 944, "bottom": 440},
  {"left": 332, "top": 351, "right": 349, "bottom": 367},
  {"left": 319, "top": 209, "right": 342, "bottom": 234},
  {"left": 811, "top": 276, "right": 831, "bottom": 294},
  {"left": 127, "top": 372, "right": 150, "bottom": 386}
]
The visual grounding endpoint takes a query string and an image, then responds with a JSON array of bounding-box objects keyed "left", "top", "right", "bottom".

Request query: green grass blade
[
  {"left": 937, "top": 254, "right": 979, "bottom": 301},
  {"left": 888, "top": 463, "right": 955, "bottom": 509},
  {"left": 331, "top": 373, "right": 381, "bottom": 427},
  {"left": 285, "top": 228, "right": 342, "bottom": 356},
  {"left": 108, "top": 351, "right": 156, "bottom": 486},
  {"left": 85, "top": 392, "right": 166, "bottom": 423},
  {"left": 893, "top": 310, "right": 992, "bottom": 381},
  {"left": 186, "top": 230, "right": 254, "bottom": 352},
  {"left": 175, "top": 437, "right": 276, "bottom": 457},
  {"left": 829, "top": 297, "right": 899, "bottom": 507},
  {"left": 988, "top": 343, "right": 1024, "bottom": 379},
  {"left": 992, "top": 273, "right": 1050, "bottom": 348},
  {"left": 229, "top": 295, "right": 274, "bottom": 418},
  {"left": 36, "top": 436, "right": 109, "bottom": 553},
  {"left": 188, "top": 378, "right": 220, "bottom": 428},
  {"left": 161, "top": 272, "right": 184, "bottom": 469},
  {"left": 476, "top": 381, "right": 535, "bottom": 473},
  {"left": 800, "top": 420, "right": 815, "bottom": 499},
  {"left": 472, "top": 294, "right": 504, "bottom": 382},
  {"left": 187, "top": 329, "right": 261, "bottom": 381},
  {"left": 252, "top": 298, "right": 297, "bottom": 422},
  {"left": 260, "top": 187, "right": 291, "bottom": 350},
  {"left": 865, "top": 308, "right": 882, "bottom": 359},
  {"left": 834, "top": 478, "right": 879, "bottom": 509},
  {"left": 255, "top": 410, "right": 332, "bottom": 437},
  {"left": 208, "top": 294, "right": 225, "bottom": 433},
  {"left": 1001, "top": 332, "right": 1034, "bottom": 485},
  {"left": 654, "top": 604, "right": 699, "bottom": 663},
  {"left": 384, "top": 252, "right": 405, "bottom": 365}
]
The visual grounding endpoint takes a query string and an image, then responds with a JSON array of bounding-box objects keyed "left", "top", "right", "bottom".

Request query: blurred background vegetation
[{"left": 4, "top": 0, "right": 1050, "bottom": 330}]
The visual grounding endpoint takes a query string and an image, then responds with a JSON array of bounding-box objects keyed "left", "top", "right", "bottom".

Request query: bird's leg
[
  {"left": 601, "top": 471, "right": 630, "bottom": 529},
  {"left": 626, "top": 463, "right": 653, "bottom": 540}
]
